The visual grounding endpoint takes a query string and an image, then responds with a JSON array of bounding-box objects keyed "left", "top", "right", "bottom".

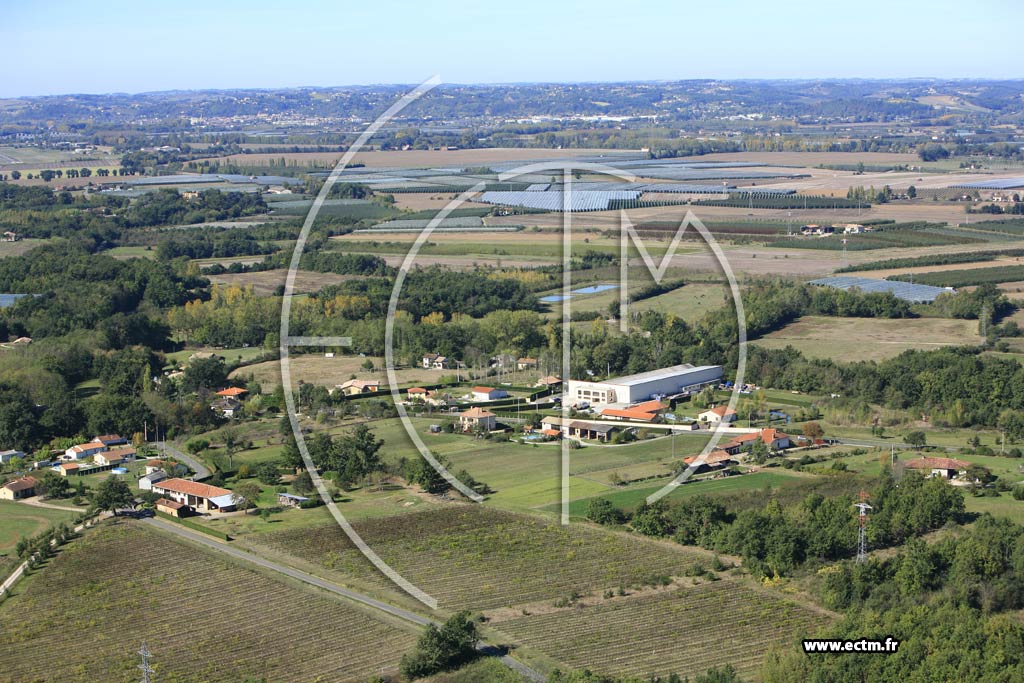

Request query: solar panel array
[
  {"left": 948, "top": 178, "right": 1024, "bottom": 190},
  {"left": 809, "top": 276, "right": 952, "bottom": 303},
  {"left": 563, "top": 182, "right": 795, "bottom": 195},
  {"left": 525, "top": 183, "right": 551, "bottom": 191},
  {"left": 478, "top": 190, "right": 641, "bottom": 212}
]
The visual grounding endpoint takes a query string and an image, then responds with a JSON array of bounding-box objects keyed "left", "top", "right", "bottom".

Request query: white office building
[{"left": 566, "top": 364, "right": 722, "bottom": 408}]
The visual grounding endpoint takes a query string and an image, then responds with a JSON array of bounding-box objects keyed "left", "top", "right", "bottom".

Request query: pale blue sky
[{"left": 2, "top": 0, "right": 1020, "bottom": 97}]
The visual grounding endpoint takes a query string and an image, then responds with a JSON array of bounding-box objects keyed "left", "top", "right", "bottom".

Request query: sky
[{"left": 2, "top": 0, "right": 1021, "bottom": 97}]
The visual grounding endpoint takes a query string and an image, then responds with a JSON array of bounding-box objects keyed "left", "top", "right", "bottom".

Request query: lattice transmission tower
[
  {"left": 854, "top": 491, "right": 872, "bottom": 563},
  {"left": 138, "top": 642, "right": 155, "bottom": 683}
]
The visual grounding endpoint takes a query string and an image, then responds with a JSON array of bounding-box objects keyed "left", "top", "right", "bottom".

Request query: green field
[
  {"left": 0, "top": 521, "right": 417, "bottom": 683},
  {"left": 498, "top": 579, "right": 833, "bottom": 680},
  {"left": 631, "top": 282, "right": 728, "bottom": 322},
  {"left": 369, "top": 417, "right": 713, "bottom": 510},
  {"left": 245, "top": 506, "right": 713, "bottom": 612},
  {"left": 164, "top": 345, "right": 272, "bottom": 369},
  {"left": 753, "top": 315, "right": 982, "bottom": 362},
  {"left": 0, "top": 500, "right": 78, "bottom": 575},
  {"left": 557, "top": 469, "right": 810, "bottom": 517}
]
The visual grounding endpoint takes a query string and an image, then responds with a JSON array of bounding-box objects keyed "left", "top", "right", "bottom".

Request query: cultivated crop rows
[
  {"left": 0, "top": 521, "right": 416, "bottom": 683},
  {"left": 253, "top": 507, "right": 710, "bottom": 610},
  {"left": 498, "top": 580, "right": 833, "bottom": 680}
]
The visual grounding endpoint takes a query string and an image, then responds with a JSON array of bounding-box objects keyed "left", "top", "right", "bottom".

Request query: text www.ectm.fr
[{"left": 803, "top": 638, "right": 900, "bottom": 654}]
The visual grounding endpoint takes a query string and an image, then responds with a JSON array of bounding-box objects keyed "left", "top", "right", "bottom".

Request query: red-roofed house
[
  {"left": 216, "top": 387, "right": 248, "bottom": 398},
  {"left": 698, "top": 406, "right": 738, "bottom": 424},
  {"left": 725, "top": 428, "right": 791, "bottom": 454},
  {"left": 682, "top": 449, "right": 736, "bottom": 474},
  {"left": 458, "top": 407, "right": 497, "bottom": 432},
  {"left": 63, "top": 442, "right": 105, "bottom": 461},
  {"left": 155, "top": 498, "right": 186, "bottom": 517},
  {"left": 903, "top": 456, "right": 971, "bottom": 479},
  {"left": 601, "top": 400, "right": 666, "bottom": 422},
  {"left": 0, "top": 476, "right": 37, "bottom": 500},
  {"left": 471, "top": 386, "right": 508, "bottom": 402},
  {"left": 335, "top": 379, "right": 381, "bottom": 396},
  {"left": 150, "top": 478, "right": 237, "bottom": 513}
]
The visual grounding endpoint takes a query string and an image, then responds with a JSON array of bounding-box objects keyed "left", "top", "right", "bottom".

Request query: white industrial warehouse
[{"left": 567, "top": 364, "right": 723, "bottom": 408}]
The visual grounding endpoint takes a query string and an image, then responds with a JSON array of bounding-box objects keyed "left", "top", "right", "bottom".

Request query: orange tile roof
[
  {"left": 904, "top": 457, "right": 971, "bottom": 471},
  {"left": 4, "top": 476, "right": 37, "bottom": 492},
  {"left": 155, "top": 497, "right": 185, "bottom": 510},
  {"left": 541, "top": 428, "right": 562, "bottom": 437},
  {"left": 460, "top": 407, "right": 496, "bottom": 418},
  {"left": 216, "top": 387, "right": 248, "bottom": 397},
  {"left": 59, "top": 463, "right": 80, "bottom": 471},
  {"left": 601, "top": 407, "right": 659, "bottom": 421},
  {"left": 705, "top": 406, "right": 737, "bottom": 417},
  {"left": 407, "top": 387, "right": 428, "bottom": 394},
  {"left": 153, "top": 478, "right": 232, "bottom": 500},
  {"left": 683, "top": 450, "right": 734, "bottom": 465},
  {"left": 472, "top": 386, "right": 496, "bottom": 393},
  {"left": 729, "top": 428, "right": 789, "bottom": 447}
]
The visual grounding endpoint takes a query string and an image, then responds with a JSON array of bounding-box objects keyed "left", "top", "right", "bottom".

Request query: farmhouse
[
  {"left": 800, "top": 224, "right": 834, "bottom": 236},
  {"left": 516, "top": 357, "right": 538, "bottom": 370},
  {"left": 567, "top": 364, "right": 722, "bottom": 409},
  {"left": 458, "top": 407, "right": 497, "bottom": 432},
  {"left": 0, "top": 476, "right": 37, "bottom": 501},
  {"left": 903, "top": 456, "right": 971, "bottom": 480},
  {"left": 155, "top": 498, "right": 186, "bottom": 517},
  {"left": 93, "top": 447, "right": 136, "bottom": 467},
  {"left": 406, "top": 387, "right": 428, "bottom": 399},
  {"left": 471, "top": 386, "right": 508, "bottom": 401},
  {"left": 699, "top": 406, "right": 738, "bottom": 424},
  {"left": 211, "top": 396, "right": 242, "bottom": 418},
  {"left": 138, "top": 470, "right": 168, "bottom": 491},
  {"left": 215, "top": 387, "right": 248, "bottom": 399},
  {"left": 682, "top": 449, "right": 736, "bottom": 474},
  {"left": 725, "top": 428, "right": 792, "bottom": 454},
  {"left": 0, "top": 449, "right": 25, "bottom": 464},
  {"left": 535, "top": 375, "right": 562, "bottom": 388},
  {"left": 837, "top": 223, "right": 866, "bottom": 234},
  {"left": 150, "top": 478, "right": 236, "bottom": 513},
  {"left": 335, "top": 379, "right": 382, "bottom": 395},
  {"left": 567, "top": 420, "right": 618, "bottom": 442},
  {"left": 63, "top": 442, "right": 105, "bottom": 461},
  {"left": 422, "top": 353, "right": 451, "bottom": 369}
]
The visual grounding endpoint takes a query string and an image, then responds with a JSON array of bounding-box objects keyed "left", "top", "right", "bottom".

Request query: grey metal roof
[
  {"left": 478, "top": 190, "right": 641, "bottom": 212},
  {"left": 948, "top": 178, "right": 1024, "bottom": 190},
  {"left": 809, "top": 276, "right": 953, "bottom": 303},
  {"left": 582, "top": 363, "right": 724, "bottom": 387}
]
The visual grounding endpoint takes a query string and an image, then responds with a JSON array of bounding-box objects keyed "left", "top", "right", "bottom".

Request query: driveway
[{"left": 151, "top": 441, "right": 211, "bottom": 480}]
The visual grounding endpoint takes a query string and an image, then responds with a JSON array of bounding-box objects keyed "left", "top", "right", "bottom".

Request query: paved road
[
  {"left": 152, "top": 441, "right": 211, "bottom": 480},
  {"left": 141, "top": 517, "right": 544, "bottom": 682}
]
